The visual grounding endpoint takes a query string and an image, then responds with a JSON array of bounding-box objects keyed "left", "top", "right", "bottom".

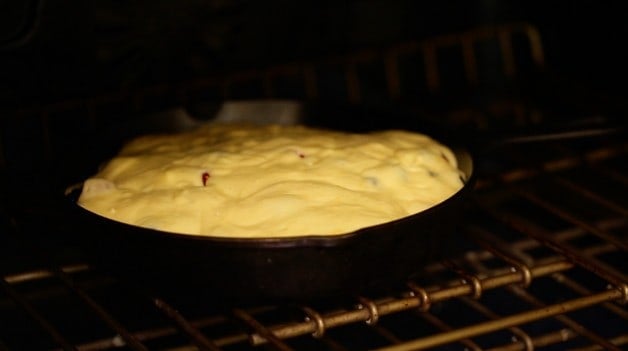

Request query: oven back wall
[{"left": 1, "top": 0, "right": 626, "bottom": 108}]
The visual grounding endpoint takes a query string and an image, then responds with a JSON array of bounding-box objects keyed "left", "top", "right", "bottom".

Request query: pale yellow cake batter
[{"left": 78, "top": 124, "right": 464, "bottom": 237}]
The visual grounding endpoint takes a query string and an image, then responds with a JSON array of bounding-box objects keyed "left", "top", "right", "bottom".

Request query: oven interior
[{"left": 1, "top": 2, "right": 627, "bottom": 350}]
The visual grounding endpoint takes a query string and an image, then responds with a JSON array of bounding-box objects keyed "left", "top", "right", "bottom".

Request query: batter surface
[{"left": 78, "top": 124, "right": 464, "bottom": 237}]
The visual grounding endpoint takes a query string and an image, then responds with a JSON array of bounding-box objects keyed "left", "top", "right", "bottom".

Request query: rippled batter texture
[{"left": 79, "top": 124, "right": 464, "bottom": 237}]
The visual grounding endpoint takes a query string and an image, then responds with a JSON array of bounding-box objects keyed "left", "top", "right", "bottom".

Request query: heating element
[{"left": 1, "top": 23, "right": 627, "bottom": 350}]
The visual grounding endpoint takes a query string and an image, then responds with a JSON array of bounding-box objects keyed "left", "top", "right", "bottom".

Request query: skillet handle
[
  {"left": 491, "top": 117, "right": 625, "bottom": 147},
  {"left": 467, "top": 114, "right": 627, "bottom": 152},
  {"left": 457, "top": 114, "right": 627, "bottom": 179}
]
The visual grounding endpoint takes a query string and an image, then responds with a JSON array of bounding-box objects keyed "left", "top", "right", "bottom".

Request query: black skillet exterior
[{"left": 65, "top": 149, "right": 474, "bottom": 304}]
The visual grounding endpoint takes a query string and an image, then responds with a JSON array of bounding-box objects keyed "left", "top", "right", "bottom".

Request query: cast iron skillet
[
  {"left": 63, "top": 103, "right": 623, "bottom": 304},
  {"left": 64, "top": 132, "right": 475, "bottom": 304}
]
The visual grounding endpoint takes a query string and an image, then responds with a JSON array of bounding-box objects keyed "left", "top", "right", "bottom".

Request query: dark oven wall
[{"left": 2, "top": 0, "right": 627, "bottom": 107}]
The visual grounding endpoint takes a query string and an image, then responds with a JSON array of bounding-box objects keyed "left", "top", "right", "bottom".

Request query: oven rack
[
  {"left": 2, "top": 139, "right": 627, "bottom": 351},
  {"left": 5, "top": 21, "right": 545, "bottom": 125}
]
